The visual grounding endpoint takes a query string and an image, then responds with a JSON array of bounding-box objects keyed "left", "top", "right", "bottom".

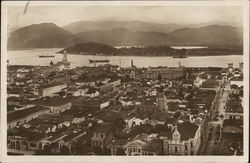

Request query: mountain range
[
  {"left": 7, "top": 21, "right": 243, "bottom": 50},
  {"left": 63, "top": 20, "right": 185, "bottom": 34},
  {"left": 8, "top": 23, "right": 83, "bottom": 49}
]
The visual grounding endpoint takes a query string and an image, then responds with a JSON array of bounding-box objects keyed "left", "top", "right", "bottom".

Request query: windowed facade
[{"left": 29, "top": 143, "right": 37, "bottom": 148}]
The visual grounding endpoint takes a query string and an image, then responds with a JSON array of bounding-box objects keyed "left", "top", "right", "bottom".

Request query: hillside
[
  {"left": 8, "top": 23, "right": 243, "bottom": 49},
  {"left": 58, "top": 42, "right": 117, "bottom": 54},
  {"left": 168, "top": 25, "right": 243, "bottom": 46},
  {"left": 75, "top": 25, "right": 242, "bottom": 47},
  {"left": 8, "top": 23, "right": 84, "bottom": 50},
  {"left": 77, "top": 28, "right": 176, "bottom": 46},
  {"left": 58, "top": 42, "right": 242, "bottom": 56},
  {"left": 63, "top": 20, "right": 184, "bottom": 34}
]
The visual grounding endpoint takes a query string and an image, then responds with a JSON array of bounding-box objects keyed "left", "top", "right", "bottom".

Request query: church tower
[
  {"left": 130, "top": 71, "right": 135, "bottom": 79},
  {"left": 228, "top": 62, "right": 234, "bottom": 73},
  {"left": 62, "top": 50, "right": 68, "bottom": 63},
  {"left": 157, "top": 91, "right": 168, "bottom": 112},
  {"left": 239, "top": 62, "right": 243, "bottom": 72}
]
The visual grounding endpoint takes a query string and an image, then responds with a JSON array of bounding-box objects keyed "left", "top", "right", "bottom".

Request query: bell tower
[{"left": 62, "top": 50, "right": 68, "bottom": 63}]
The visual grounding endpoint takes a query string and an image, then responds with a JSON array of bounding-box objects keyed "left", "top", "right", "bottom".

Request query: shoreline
[{"left": 55, "top": 53, "right": 243, "bottom": 57}]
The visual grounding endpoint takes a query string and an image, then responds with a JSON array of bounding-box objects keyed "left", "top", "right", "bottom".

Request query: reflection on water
[{"left": 7, "top": 48, "right": 243, "bottom": 68}]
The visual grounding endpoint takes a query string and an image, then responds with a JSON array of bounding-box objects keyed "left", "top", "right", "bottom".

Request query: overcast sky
[{"left": 7, "top": 4, "right": 243, "bottom": 29}]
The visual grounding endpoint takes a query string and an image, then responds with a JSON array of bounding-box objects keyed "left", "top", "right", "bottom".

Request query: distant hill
[
  {"left": 77, "top": 28, "right": 177, "bottom": 46},
  {"left": 168, "top": 25, "right": 243, "bottom": 46},
  {"left": 76, "top": 25, "right": 242, "bottom": 47},
  {"left": 8, "top": 23, "right": 84, "bottom": 50},
  {"left": 59, "top": 42, "right": 116, "bottom": 54},
  {"left": 63, "top": 20, "right": 184, "bottom": 34},
  {"left": 8, "top": 23, "right": 243, "bottom": 49}
]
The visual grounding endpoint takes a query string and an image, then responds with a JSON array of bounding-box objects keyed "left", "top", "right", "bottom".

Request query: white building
[
  {"left": 163, "top": 121, "right": 201, "bottom": 155},
  {"left": 230, "top": 77, "right": 243, "bottom": 88},
  {"left": 39, "top": 82, "right": 67, "bottom": 97}
]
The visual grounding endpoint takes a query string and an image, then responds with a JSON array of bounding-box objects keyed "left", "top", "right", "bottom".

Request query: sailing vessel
[{"left": 39, "top": 52, "right": 55, "bottom": 58}]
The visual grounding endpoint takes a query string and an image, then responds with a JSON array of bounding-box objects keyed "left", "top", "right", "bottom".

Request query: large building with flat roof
[
  {"left": 38, "top": 82, "right": 67, "bottom": 97},
  {"left": 146, "top": 67, "right": 184, "bottom": 80}
]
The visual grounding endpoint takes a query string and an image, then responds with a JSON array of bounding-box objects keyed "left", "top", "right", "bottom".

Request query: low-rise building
[
  {"left": 230, "top": 77, "right": 243, "bottom": 88},
  {"left": 225, "top": 95, "right": 243, "bottom": 120},
  {"left": 25, "top": 96, "right": 79, "bottom": 114},
  {"left": 72, "top": 97, "right": 110, "bottom": 110},
  {"left": 8, "top": 128, "right": 47, "bottom": 154},
  {"left": 124, "top": 133, "right": 163, "bottom": 155}
]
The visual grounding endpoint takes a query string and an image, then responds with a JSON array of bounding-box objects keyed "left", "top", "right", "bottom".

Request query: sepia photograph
[{"left": 1, "top": 1, "right": 249, "bottom": 163}]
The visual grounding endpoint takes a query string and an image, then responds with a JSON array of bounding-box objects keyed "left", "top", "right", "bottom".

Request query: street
[{"left": 202, "top": 80, "right": 230, "bottom": 155}]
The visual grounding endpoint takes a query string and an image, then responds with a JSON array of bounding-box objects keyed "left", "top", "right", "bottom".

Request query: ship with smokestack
[
  {"left": 88, "top": 59, "right": 109, "bottom": 63},
  {"left": 89, "top": 54, "right": 109, "bottom": 63},
  {"left": 39, "top": 52, "right": 55, "bottom": 58}
]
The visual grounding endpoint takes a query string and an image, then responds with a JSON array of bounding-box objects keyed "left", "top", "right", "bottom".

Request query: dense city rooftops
[
  {"left": 8, "top": 106, "right": 50, "bottom": 123},
  {"left": 94, "top": 123, "right": 113, "bottom": 133},
  {"left": 223, "top": 119, "right": 243, "bottom": 127},
  {"left": 25, "top": 96, "right": 81, "bottom": 107},
  {"left": 8, "top": 127, "right": 46, "bottom": 140},
  {"left": 231, "top": 76, "right": 243, "bottom": 81},
  {"left": 73, "top": 96, "right": 109, "bottom": 106},
  {"left": 226, "top": 97, "right": 243, "bottom": 113},
  {"left": 40, "top": 82, "right": 67, "bottom": 89},
  {"left": 201, "top": 79, "right": 220, "bottom": 88}
]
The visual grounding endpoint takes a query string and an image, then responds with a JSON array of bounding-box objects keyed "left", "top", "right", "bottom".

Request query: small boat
[
  {"left": 89, "top": 59, "right": 109, "bottom": 63},
  {"left": 39, "top": 55, "right": 55, "bottom": 58}
]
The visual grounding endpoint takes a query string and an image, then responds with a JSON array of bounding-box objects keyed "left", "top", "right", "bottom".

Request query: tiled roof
[
  {"left": 7, "top": 106, "right": 50, "bottom": 123},
  {"left": 94, "top": 123, "right": 112, "bottom": 133},
  {"left": 41, "top": 82, "right": 66, "bottom": 89},
  {"left": 25, "top": 96, "right": 80, "bottom": 107},
  {"left": 177, "top": 121, "right": 199, "bottom": 141},
  {"left": 142, "top": 139, "right": 163, "bottom": 152},
  {"left": 231, "top": 76, "right": 243, "bottom": 81},
  {"left": 223, "top": 126, "right": 242, "bottom": 134},
  {"left": 8, "top": 127, "right": 46, "bottom": 140}
]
